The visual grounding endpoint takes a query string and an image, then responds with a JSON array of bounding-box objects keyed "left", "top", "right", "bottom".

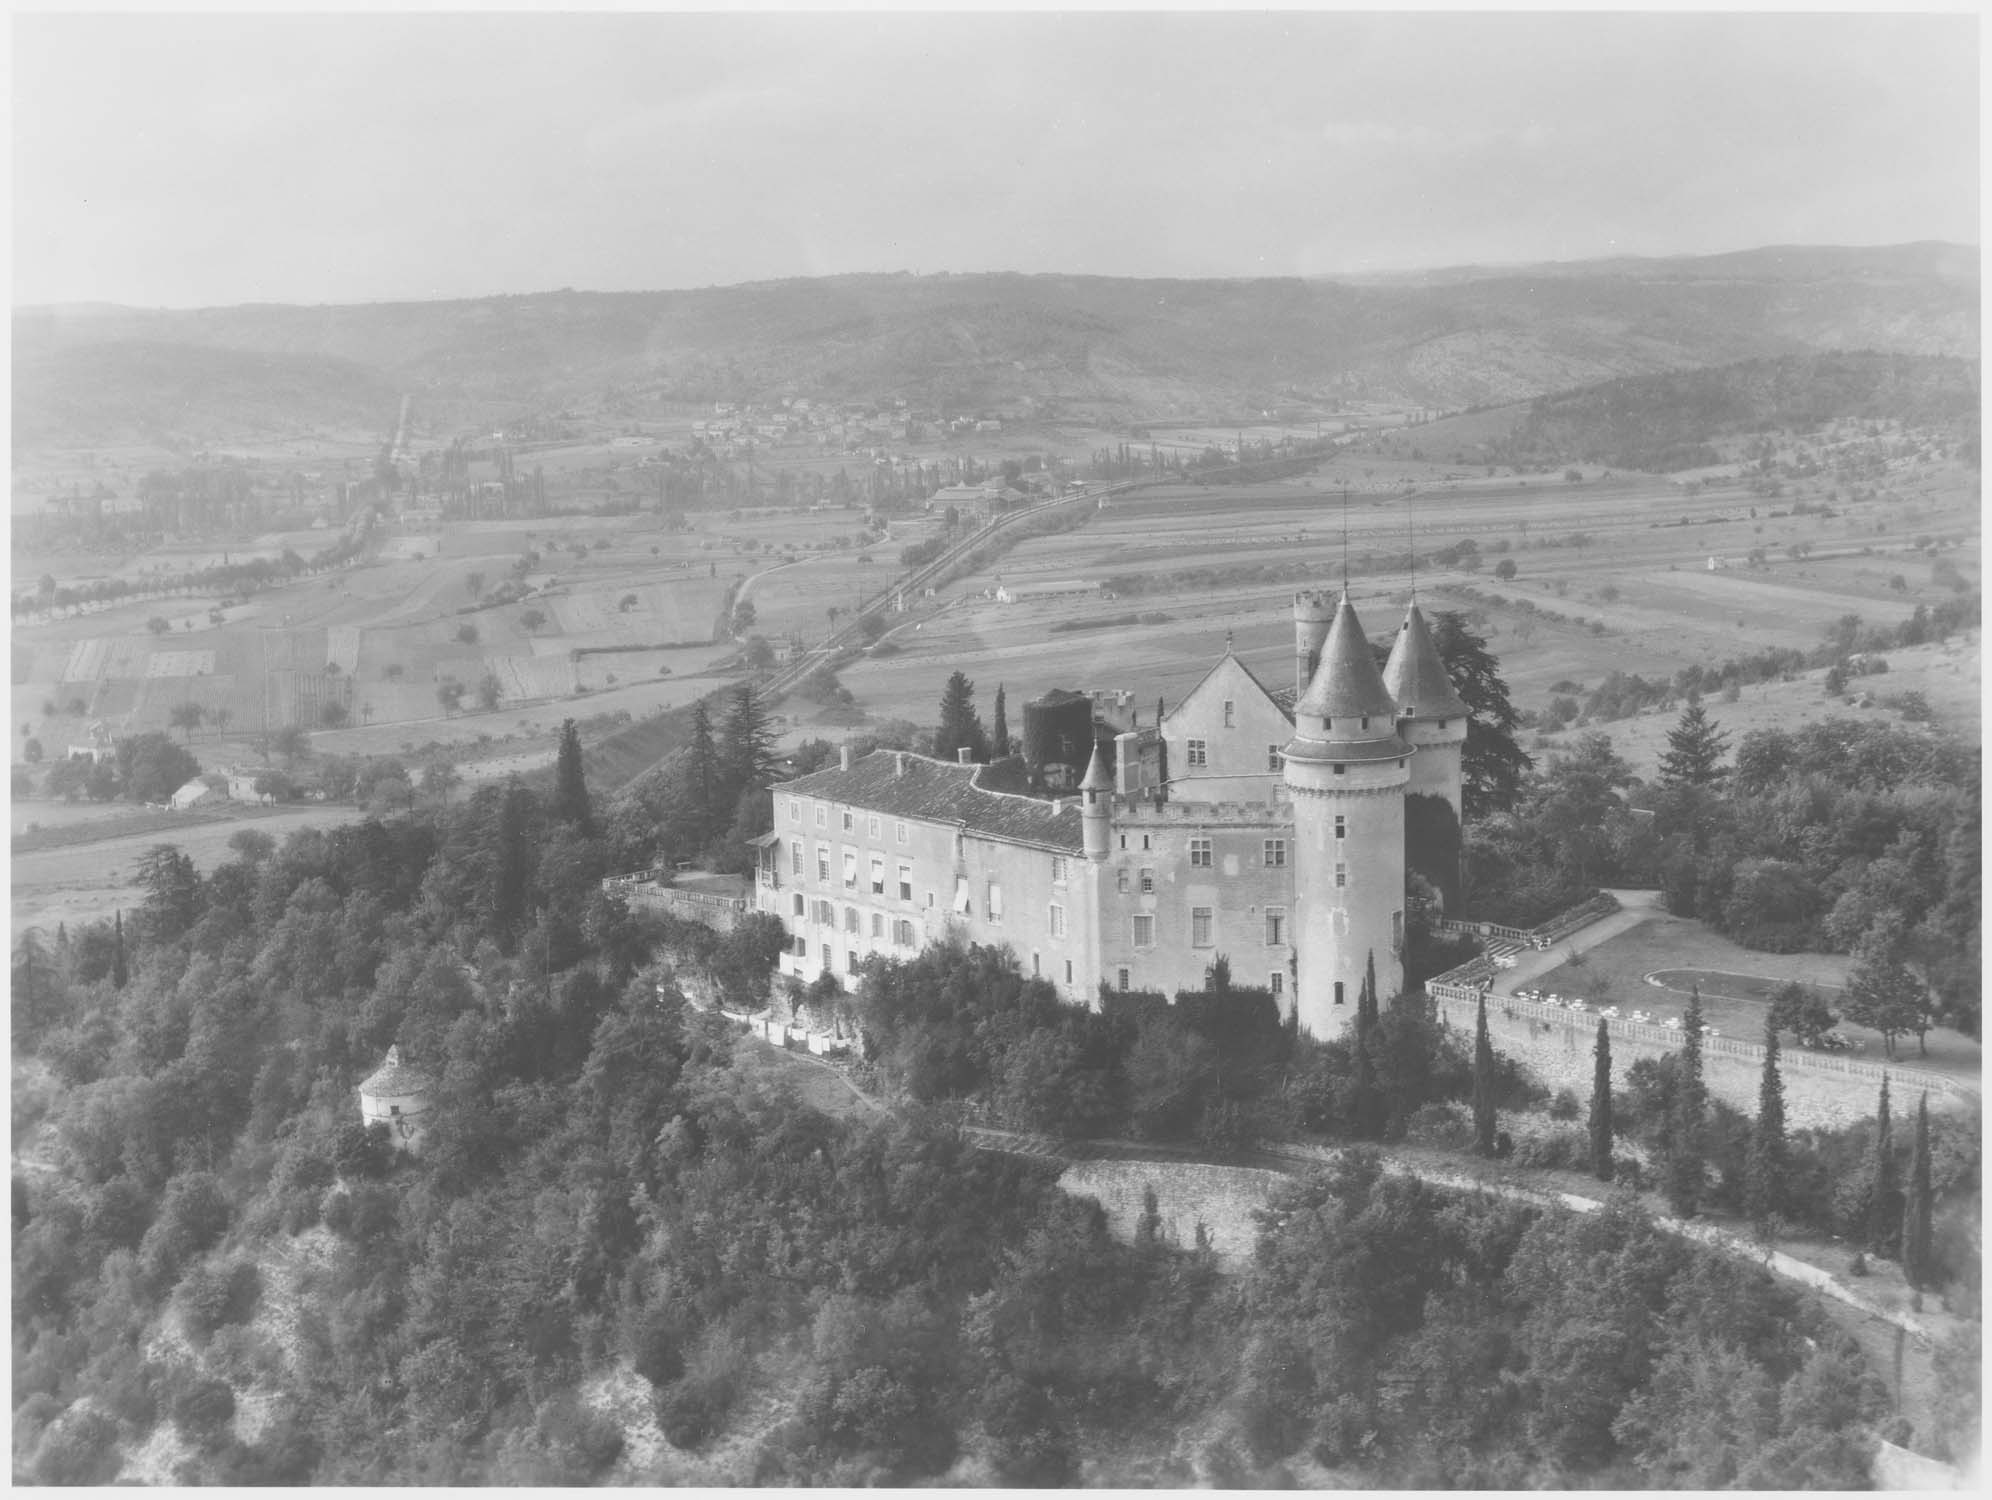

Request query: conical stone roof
[
  {"left": 1294, "top": 593, "right": 1399, "bottom": 724},
  {"left": 1079, "top": 737, "right": 1113, "bottom": 791},
  {"left": 360, "top": 1044, "right": 434, "bottom": 1098},
  {"left": 1383, "top": 601, "right": 1470, "bottom": 720}
]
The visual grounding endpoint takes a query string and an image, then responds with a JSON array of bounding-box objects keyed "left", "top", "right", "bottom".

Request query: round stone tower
[
  {"left": 1282, "top": 592, "right": 1410, "bottom": 1040},
  {"left": 359, "top": 1044, "right": 436, "bottom": 1154},
  {"left": 1293, "top": 589, "right": 1336, "bottom": 701},
  {"left": 1382, "top": 600, "right": 1470, "bottom": 824}
]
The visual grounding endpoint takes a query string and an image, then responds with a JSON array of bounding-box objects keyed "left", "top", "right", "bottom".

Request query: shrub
[
  {"left": 1405, "top": 1102, "right": 1473, "bottom": 1150},
  {"left": 1511, "top": 1125, "right": 1589, "bottom": 1170},
  {"left": 29, "top": 1408, "right": 123, "bottom": 1484},
  {"left": 1548, "top": 1088, "right": 1581, "bottom": 1122},
  {"left": 179, "top": 1259, "right": 262, "bottom": 1340}
]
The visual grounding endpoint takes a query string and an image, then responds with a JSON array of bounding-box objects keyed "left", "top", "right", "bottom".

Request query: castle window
[
  {"left": 1393, "top": 909, "right": 1405, "bottom": 957},
  {"left": 869, "top": 815, "right": 882, "bottom": 839},
  {"left": 842, "top": 850, "right": 858, "bottom": 888},
  {"left": 1189, "top": 837, "right": 1213, "bottom": 868},
  {"left": 899, "top": 864, "right": 914, "bottom": 902},
  {"left": 1264, "top": 838, "right": 1287, "bottom": 867},
  {"left": 842, "top": 810, "right": 854, "bottom": 832},
  {"left": 1139, "top": 867, "right": 1155, "bottom": 893},
  {"left": 1269, "top": 971, "right": 1285, "bottom": 997},
  {"left": 871, "top": 912, "right": 884, "bottom": 938},
  {"left": 953, "top": 877, "right": 972, "bottom": 914},
  {"left": 1334, "top": 815, "right": 1345, "bottom": 840},
  {"left": 1117, "top": 868, "right": 1130, "bottom": 894},
  {"left": 1438, "top": 720, "right": 1449, "bottom": 731},
  {"left": 1191, "top": 908, "right": 1213, "bottom": 948},
  {"left": 1267, "top": 744, "right": 1282, "bottom": 771},
  {"left": 1132, "top": 914, "right": 1155, "bottom": 947},
  {"left": 1398, "top": 759, "right": 1405, "bottom": 769},
  {"left": 1032, "top": 952, "right": 1041, "bottom": 976},
  {"left": 1119, "top": 833, "right": 1127, "bottom": 850},
  {"left": 1048, "top": 903, "right": 1066, "bottom": 938},
  {"left": 1265, "top": 909, "right": 1286, "bottom": 946},
  {"left": 1050, "top": 856, "right": 1068, "bottom": 886},
  {"left": 815, "top": 804, "right": 827, "bottom": 827},
  {"left": 895, "top": 821, "right": 908, "bottom": 845},
  {"left": 1334, "top": 980, "right": 1345, "bottom": 1006},
  {"left": 1142, "top": 834, "right": 1152, "bottom": 851},
  {"left": 1335, "top": 862, "right": 1348, "bottom": 888},
  {"left": 821, "top": 942, "right": 832, "bottom": 969},
  {"left": 1065, "top": 959, "right": 1074, "bottom": 984},
  {"left": 788, "top": 798, "right": 801, "bottom": 822},
  {"left": 1223, "top": 700, "right": 1235, "bottom": 728},
  {"left": 1333, "top": 764, "right": 1346, "bottom": 775},
  {"left": 844, "top": 906, "right": 859, "bottom": 933},
  {"left": 895, "top": 918, "right": 915, "bottom": 946},
  {"left": 816, "top": 845, "right": 830, "bottom": 882},
  {"left": 791, "top": 839, "right": 803, "bottom": 874},
  {"left": 871, "top": 857, "right": 885, "bottom": 895},
  {"left": 794, "top": 934, "right": 808, "bottom": 956},
  {"left": 1187, "top": 739, "right": 1208, "bottom": 767},
  {"left": 987, "top": 881, "right": 1003, "bottom": 922},
  {"left": 1360, "top": 715, "right": 1369, "bottom": 730},
  {"left": 1118, "top": 967, "right": 1131, "bottom": 991},
  {"left": 792, "top": 893, "right": 805, "bottom": 917}
]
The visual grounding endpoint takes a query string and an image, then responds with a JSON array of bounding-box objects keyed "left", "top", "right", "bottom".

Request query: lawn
[{"left": 1530, "top": 910, "right": 1981, "bottom": 1083}]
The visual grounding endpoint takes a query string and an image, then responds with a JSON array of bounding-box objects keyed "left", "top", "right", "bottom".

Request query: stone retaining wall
[
  {"left": 1057, "top": 1158, "right": 1285, "bottom": 1271},
  {"left": 1429, "top": 987, "right": 1971, "bottom": 1131}
]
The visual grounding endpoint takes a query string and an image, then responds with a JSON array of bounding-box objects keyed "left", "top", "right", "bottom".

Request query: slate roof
[
  {"left": 1294, "top": 593, "right": 1399, "bottom": 723},
  {"left": 1383, "top": 601, "right": 1470, "bottom": 719},
  {"left": 782, "top": 750, "right": 1085, "bottom": 851},
  {"left": 360, "top": 1044, "right": 435, "bottom": 1098}
]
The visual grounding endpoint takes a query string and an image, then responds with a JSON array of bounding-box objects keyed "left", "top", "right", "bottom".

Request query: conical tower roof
[
  {"left": 1079, "top": 737, "right": 1113, "bottom": 792},
  {"left": 1295, "top": 593, "right": 1398, "bottom": 724},
  {"left": 1383, "top": 601, "right": 1470, "bottom": 720}
]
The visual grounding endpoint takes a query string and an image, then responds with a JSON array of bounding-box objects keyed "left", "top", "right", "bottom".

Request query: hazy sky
[{"left": 12, "top": 9, "right": 1980, "bottom": 309}]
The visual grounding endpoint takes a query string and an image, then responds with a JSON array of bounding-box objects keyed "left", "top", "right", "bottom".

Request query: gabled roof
[
  {"left": 781, "top": 750, "right": 1084, "bottom": 852},
  {"left": 1294, "top": 593, "right": 1398, "bottom": 723},
  {"left": 1383, "top": 601, "right": 1470, "bottom": 719},
  {"left": 1163, "top": 645, "right": 1292, "bottom": 729}
]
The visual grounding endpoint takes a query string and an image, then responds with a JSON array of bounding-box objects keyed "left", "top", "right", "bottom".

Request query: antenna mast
[
  {"left": 1340, "top": 485, "right": 1350, "bottom": 596},
  {"left": 1407, "top": 487, "right": 1417, "bottom": 601}
]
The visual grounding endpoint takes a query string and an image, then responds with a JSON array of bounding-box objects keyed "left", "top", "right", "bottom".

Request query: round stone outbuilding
[{"left": 358, "top": 1044, "right": 436, "bottom": 1153}]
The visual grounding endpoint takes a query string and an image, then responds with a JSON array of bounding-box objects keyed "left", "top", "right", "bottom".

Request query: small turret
[
  {"left": 1293, "top": 589, "right": 1336, "bottom": 701},
  {"left": 1079, "top": 738, "right": 1113, "bottom": 861},
  {"left": 1382, "top": 601, "right": 1469, "bottom": 825}
]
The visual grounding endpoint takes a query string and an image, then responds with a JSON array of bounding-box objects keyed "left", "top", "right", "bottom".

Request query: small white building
[
  {"left": 170, "top": 776, "right": 223, "bottom": 811},
  {"left": 358, "top": 1045, "right": 436, "bottom": 1153}
]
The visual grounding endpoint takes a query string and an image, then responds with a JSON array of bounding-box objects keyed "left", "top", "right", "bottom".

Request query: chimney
[
  {"left": 956, "top": 747, "right": 971, "bottom": 764},
  {"left": 839, "top": 744, "right": 852, "bottom": 772},
  {"left": 894, "top": 752, "right": 906, "bottom": 776}
]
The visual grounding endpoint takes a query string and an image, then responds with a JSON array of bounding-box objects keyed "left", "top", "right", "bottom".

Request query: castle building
[{"left": 755, "top": 590, "right": 1470, "bottom": 1041}]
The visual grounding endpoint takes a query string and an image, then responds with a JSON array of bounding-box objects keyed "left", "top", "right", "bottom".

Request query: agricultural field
[{"left": 833, "top": 446, "right": 1978, "bottom": 751}]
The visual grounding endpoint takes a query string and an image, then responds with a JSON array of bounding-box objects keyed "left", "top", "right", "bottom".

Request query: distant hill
[
  {"left": 12, "top": 243, "right": 1978, "bottom": 448},
  {"left": 1404, "top": 352, "right": 1979, "bottom": 473},
  {"left": 12, "top": 340, "right": 400, "bottom": 451}
]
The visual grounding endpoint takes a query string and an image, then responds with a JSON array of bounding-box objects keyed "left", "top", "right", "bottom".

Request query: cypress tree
[
  {"left": 551, "top": 718, "right": 594, "bottom": 836},
  {"left": 1746, "top": 1011, "right": 1788, "bottom": 1231},
  {"left": 1588, "top": 1017, "right": 1614, "bottom": 1182},
  {"left": 484, "top": 779, "right": 535, "bottom": 950},
  {"left": 1352, "top": 954, "right": 1380, "bottom": 1140},
  {"left": 1471, "top": 988, "right": 1497, "bottom": 1155},
  {"left": 111, "top": 909, "right": 128, "bottom": 990},
  {"left": 1869, "top": 1074, "right": 1898, "bottom": 1257},
  {"left": 1666, "top": 985, "right": 1707, "bottom": 1217},
  {"left": 992, "top": 684, "right": 1011, "bottom": 758},
  {"left": 1902, "top": 1093, "right": 1933, "bottom": 1290}
]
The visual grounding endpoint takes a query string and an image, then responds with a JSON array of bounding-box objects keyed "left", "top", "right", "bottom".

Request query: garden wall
[
  {"left": 1057, "top": 1158, "right": 1285, "bottom": 1271},
  {"left": 1429, "top": 987, "right": 1971, "bottom": 1132}
]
